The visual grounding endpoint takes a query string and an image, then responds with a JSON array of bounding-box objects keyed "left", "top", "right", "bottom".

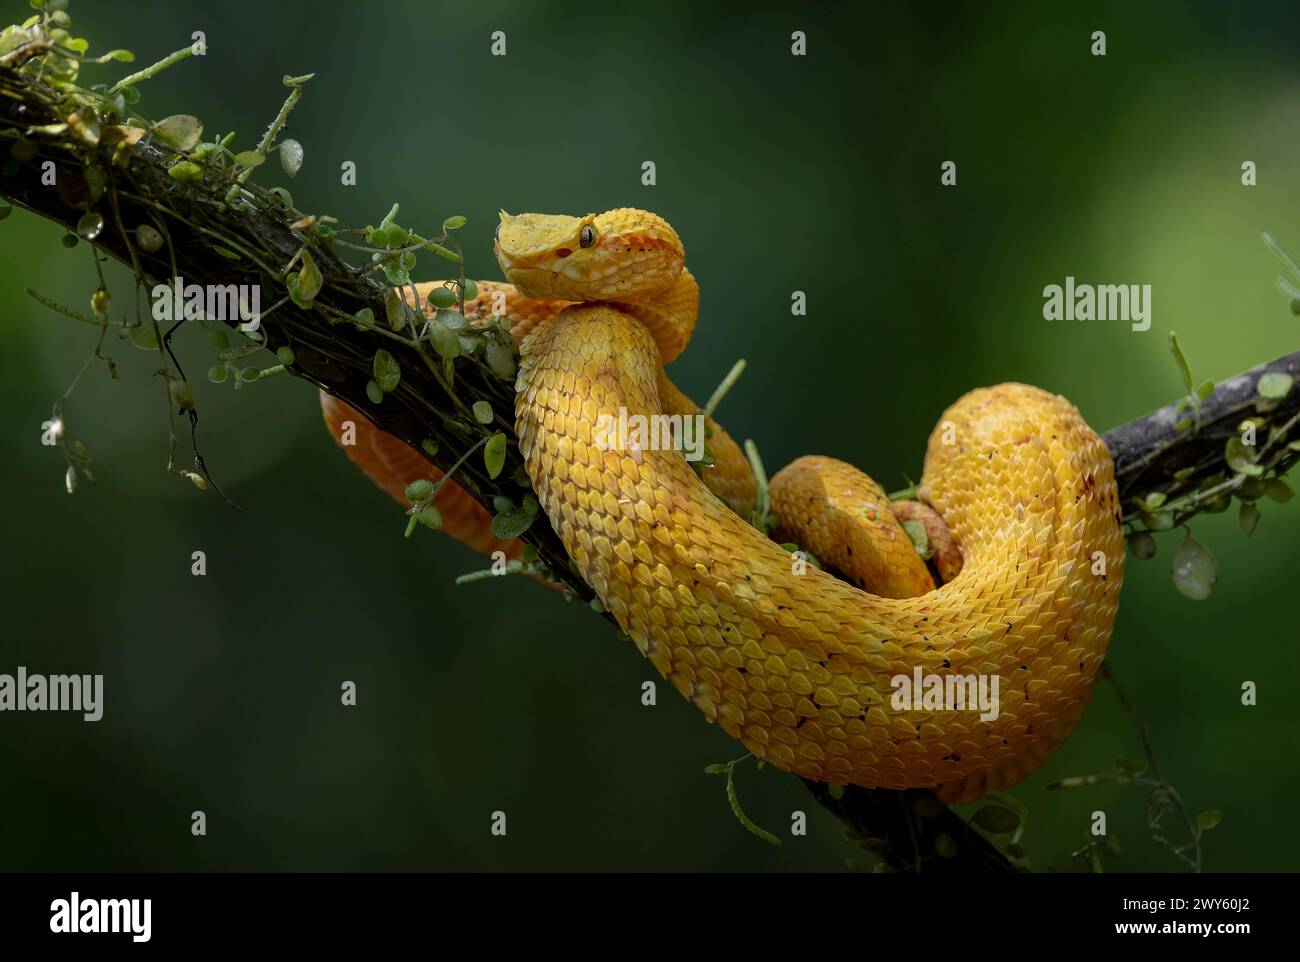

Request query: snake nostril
[{"left": 555, "top": 247, "right": 572, "bottom": 258}]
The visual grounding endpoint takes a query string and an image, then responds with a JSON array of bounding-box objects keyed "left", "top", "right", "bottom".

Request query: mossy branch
[{"left": 1, "top": 48, "right": 1296, "bottom": 876}]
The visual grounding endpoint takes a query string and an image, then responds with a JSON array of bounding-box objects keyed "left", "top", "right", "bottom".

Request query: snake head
[{"left": 495, "top": 208, "right": 684, "bottom": 302}]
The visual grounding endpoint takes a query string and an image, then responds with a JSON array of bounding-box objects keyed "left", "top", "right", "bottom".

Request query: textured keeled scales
[
  {"left": 515, "top": 304, "right": 1122, "bottom": 804},
  {"left": 326, "top": 208, "right": 1124, "bottom": 803}
]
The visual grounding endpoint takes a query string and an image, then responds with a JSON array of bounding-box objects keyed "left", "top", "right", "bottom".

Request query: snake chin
[{"left": 500, "top": 265, "right": 567, "bottom": 300}]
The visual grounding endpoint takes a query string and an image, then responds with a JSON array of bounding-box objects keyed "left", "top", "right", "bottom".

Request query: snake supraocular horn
[{"left": 321, "top": 207, "right": 1124, "bottom": 804}]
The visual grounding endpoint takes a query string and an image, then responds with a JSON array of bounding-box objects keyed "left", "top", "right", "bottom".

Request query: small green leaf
[
  {"left": 1141, "top": 510, "right": 1175, "bottom": 532},
  {"left": 1260, "top": 229, "right": 1300, "bottom": 279},
  {"left": 373, "top": 349, "right": 401, "bottom": 392},
  {"left": 405, "top": 479, "right": 433, "bottom": 502},
  {"left": 1225, "top": 436, "right": 1257, "bottom": 474},
  {"left": 901, "top": 519, "right": 934, "bottom": 559},
  {"left": 279, "top": 138, "right": 303, "bottom": 177},
  {"left": 75, "top": 211, "right": 103, "bottom": 240},
  {"left": 383, "top": 254, "right": 411, "bottom": 286},
  {"left": 135, "top": 223, "right": 164, "bottom": 251},
  {"left": 1196, "top": 379, "right": 1216, "bottom": 400},
  {"left": 484, "top": 432, "right": 507, "bottom": 479},
  {"left": 703, "top": 763, "right": 730, "bottom": 775},
  {"left": 1258, "top": 371, "right": 1293, "bottom": 399},
  {"left": 232, "top": 150, "right": 264, "bottom": 168},
  {"left": 490, "top": 505, "right": 536, "bottom": 540},
  {"left": 427, "top": 285, "right": 457, "bottom": 310},
  {"left": 383, "top": 287, "right": 405, "bottom": 331},
  {"left": 421, "top": 438, "right": 438, "bottom": 457},
  {"left": 484, "top": 333, "right": 516, "bottom": 380},
  {"left": 285, "top": 272, "right": 303, "bottom": 308},
  {"left": 1168, "top": 332, "right": 1194, "bottom": 394},
  {"left": 442, "top": 214, "right": 467, "bottom": 231},
  {"left": 439, "top": 310, "right": 468, "bottom": 332},
  {"left": 167, "top": 160, "right": 203, "bottom": 183},
  {"left": 276, "top": 345, "right": 295, "bottom": 366},
  {"left": 472, "top": 400, "right": 493, "bottom": 424},
  {"left": 1196, "top": 810, "right": 1223, "bottom": 831},
  {"left": 152, "top": 114, "right": 203, "bottom": 151},
  {"left": 971, "top": 805, "right": 1020, "bottom": 834},
  {"left": 1264, "top": 478, "right": 1293, "bottom": 502},
  {"left": 1171, "top": 529, "right": 1217, "bottom": 600},
  {"left": 1238, "top": 501, "right": 1260, "bottom": 537},
  {"left": 170, "top": 380, "right": 195, "bottom": 408},
  {"left": 1239, "top": 477, "right": 1268, "bottom": 501},
  {"left": 207, "top": 363, "right": 227, "bottom": 383},
  {"left": 1141, "top": 491, "right": 1167, "bottom": 510},
  {"left": 427, "top": 318, "right": 461, "bottom": 359},
  {"left": 461, "top": 277, "right": 479, "bottom": 301},
  {"left": 129, "top": 323, "right": 157, "bottom": 350},
  {"left": 365, "top": 379, "right": 383, "bottom": 405},
  {"left": 725, "top": 769, "right": 781, "bottom": 846},
  {"left": 295, "top": 248, "right": 322, "bottom": 303},
  {"left": 268, "top": 186, "right": 294, "bottom": 209},
  {"left": 83, "top": 166, "right": 105, "bottom": 203},
  {"left": 1203, "top": 492, "right": 1231, "bottom": 514},
  {"left": 1127, "top": 531, "right": 1157, "bottom": 559}
]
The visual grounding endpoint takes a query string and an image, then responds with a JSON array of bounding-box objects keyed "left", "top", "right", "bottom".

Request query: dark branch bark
[
  {"left": 2, "top": 63, "right": 1295, "bottom": 875},
  {"left": 1106, "top": 349, "right": 1300, "bottom": 507}
]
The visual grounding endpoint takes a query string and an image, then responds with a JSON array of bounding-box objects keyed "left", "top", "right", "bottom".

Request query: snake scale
[{"left": 321, "top": 208, "right": 1124, "bottom": 803}]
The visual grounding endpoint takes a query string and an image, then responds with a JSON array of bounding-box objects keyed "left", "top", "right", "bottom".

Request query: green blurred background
[{"left": 0, "top": 0, "right": 1296, "bottom": 871}]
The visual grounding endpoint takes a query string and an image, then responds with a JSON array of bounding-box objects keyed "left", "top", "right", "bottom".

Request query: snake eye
[{"left": 579, "top": 224, "right": 596, "bottom": 248}]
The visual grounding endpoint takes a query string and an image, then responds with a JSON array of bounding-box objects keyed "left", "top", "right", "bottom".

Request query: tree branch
[{"left": 1107, "top": 349, "right": 1300, "bottom": 511}]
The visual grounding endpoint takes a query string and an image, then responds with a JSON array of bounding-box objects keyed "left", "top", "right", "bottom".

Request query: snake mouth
[{"left": 502, "top": 265, "right": 570, "bottom": 300}]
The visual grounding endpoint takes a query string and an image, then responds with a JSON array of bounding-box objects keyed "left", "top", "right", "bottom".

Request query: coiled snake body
[{"left": 322, "top": 208, "right": 1123, "bottom": 803}]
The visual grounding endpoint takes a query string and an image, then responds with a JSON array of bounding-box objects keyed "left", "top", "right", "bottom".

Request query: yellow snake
[{"left": 322, "top": 208, "right": 1124, "bottom": 803}]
